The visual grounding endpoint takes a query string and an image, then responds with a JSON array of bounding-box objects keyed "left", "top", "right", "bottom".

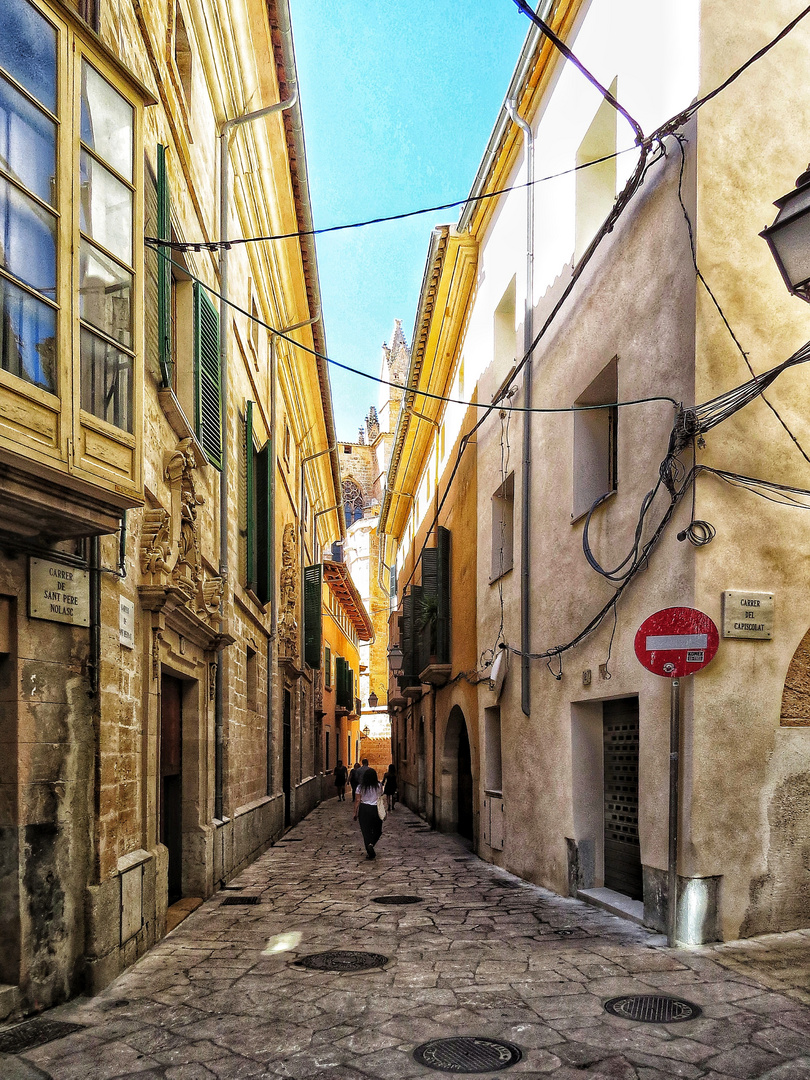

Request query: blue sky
[{"left": 288, "top": 1, "right": 531, "bottom": 439}]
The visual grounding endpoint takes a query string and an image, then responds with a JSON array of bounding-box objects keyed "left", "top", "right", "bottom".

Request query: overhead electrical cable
[
  {"left": 154, "top": 246, "right": 678, "bottom": 415},
  {"left": 512, "top": 0, "right": 645, "bottom": 145},
  {"left": 673, "top": 134, "right": 810, "bottom": 465},
  {"left": 144, "top": 147, "right": 637, "bottom": 252}
]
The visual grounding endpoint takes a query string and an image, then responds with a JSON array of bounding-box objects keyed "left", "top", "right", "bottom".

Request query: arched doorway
[{"left": 441, "top": 706, "right": 474, "bottom": 840}]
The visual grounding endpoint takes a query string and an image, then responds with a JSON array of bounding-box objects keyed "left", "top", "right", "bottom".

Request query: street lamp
[
  {"left": 368, "top": 691, "right": 379, "bottom": 709},
  {"left": 387, "top": 642, "right": 404, "bottom": 673},
  {"left": 761, "top": 165, "right": 810, "bottom": 301}
]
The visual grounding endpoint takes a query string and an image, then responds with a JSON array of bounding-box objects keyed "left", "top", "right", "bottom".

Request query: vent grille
[{"left": 0, "top": 1019, "right": 87, "bottom": 1054}]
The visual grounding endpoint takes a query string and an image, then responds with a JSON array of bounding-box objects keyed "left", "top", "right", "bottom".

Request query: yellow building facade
[
  {"left": 316, "top": 555, "right": 373, "bottom": 784},
  {"left": 0, "top": 0, "right": 341, "bottom": 1018}
]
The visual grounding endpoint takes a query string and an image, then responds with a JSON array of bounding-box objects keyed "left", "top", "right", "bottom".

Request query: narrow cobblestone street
[{"left": 8, "top": 802, "right": 810, "bottom": 1079}]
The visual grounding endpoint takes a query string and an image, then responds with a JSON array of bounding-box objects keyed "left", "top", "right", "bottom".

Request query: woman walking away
[
  {"left": 383, "top": 763, "right": 397, "bottom": 812},
  {"left": 333, "top": 760, "right": 348, "bottom": 801},
  {"left": 354, "top": 767, "right": 383, "bottom": 859}
]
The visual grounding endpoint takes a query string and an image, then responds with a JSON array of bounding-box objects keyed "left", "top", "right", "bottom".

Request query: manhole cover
[
  {"left": 413, "top": 1036, "right": 522, "bottom": 1073},
  {"left": 221, "top": 896, "right": 260, "bottom": 906},
  {"left": 295, "top": 950, "right": 389, "bottom": 972},
  {"left": 0, "top": 1019, "right": 87, "bottom": 1054},
  {"left": 372, "top": 895, "right": 423, "bottom": 905},
  {"left": 604, "top": 995, "right": 702, "bottom": 1023}
]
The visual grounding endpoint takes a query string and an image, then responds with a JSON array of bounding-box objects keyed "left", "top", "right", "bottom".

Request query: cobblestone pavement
[{"left": 10, "top": 801, "right": 810, "bottom": 1079}]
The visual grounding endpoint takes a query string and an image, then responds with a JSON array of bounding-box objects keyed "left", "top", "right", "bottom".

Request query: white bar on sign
[{"left": 646, "top": 634, "right": 708, "bottom": 651}]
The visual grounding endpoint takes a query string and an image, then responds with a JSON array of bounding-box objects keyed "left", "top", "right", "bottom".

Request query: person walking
[
  {"left": 348, "top": 761, "right": 362, "bottom": 802},
  {"left": 383, "top": 763, "right": 397, "bottom": 812},
  {"left": 353, "top": 767, "right": 383, "bottom": 859},
  {"left": 333, "top": 760, "right": 348, "bottom": 801}
]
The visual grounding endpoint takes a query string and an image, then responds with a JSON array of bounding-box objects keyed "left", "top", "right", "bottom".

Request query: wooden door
[
  {"left": 603, "top": 698, "right": 642, "bottom": 900},
  {"left": 160, "top": 676, "right": 183, "bottom": 904}
]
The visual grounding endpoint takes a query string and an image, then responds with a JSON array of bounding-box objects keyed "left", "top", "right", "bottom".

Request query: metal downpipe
[
  {"left": 216, "top": 89, "right": 298, "bottom": 822},
  {"left": 506, "top": 99, "right": 534, "bottom": 718}
]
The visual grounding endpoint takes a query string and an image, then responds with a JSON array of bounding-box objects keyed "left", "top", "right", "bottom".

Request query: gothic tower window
[{"left": 343, "top": 478, "right": 364, "bottom": 527}]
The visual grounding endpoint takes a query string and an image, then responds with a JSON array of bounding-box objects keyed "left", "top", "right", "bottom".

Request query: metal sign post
[
  {"left": 635, "top": 607, "right": 719, "bottom": 948},
  {"left": 668, "top": 677, "right": 680, "bottom": 948}
]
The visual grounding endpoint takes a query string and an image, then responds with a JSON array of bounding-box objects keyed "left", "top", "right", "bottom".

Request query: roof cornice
[
  {"left": 458, "top": 0, "right": 585, "bottom": 240},
  {"left": 379, "top": 225, "right": 478, "bottom": 539},
  {"left": 323, "top": 561, "right": 374, "bottom": 640}
]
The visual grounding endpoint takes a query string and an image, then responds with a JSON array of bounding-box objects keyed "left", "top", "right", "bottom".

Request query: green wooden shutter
[
  {"left": 324, "top": 644, "right": 331, "bottom": 689},
  {"left": 436, "top": 526, "right": 451, "bottom": 664},
  {"left": 303, "top": 564, "right": 322, "bottom": 669},
  {"left": 193, "top": 282, "right": 222, "bottom": 469},
  {"left": 335, "top": 656, "right": 347, "bottom": 708},
  {"left": 256, "top": 441, "right": 271, "bottom": 606},
  {"left": 402, "top": 585, "right": 422, "bottom": 681},
  {"left": 246, "top": 401, "right": 256, "bottom": 591},
  {"left": 156, "top": 145, "right": 172, "bottom": 388},
  {"left": 421, "top": 547, "right": 439, "bottom": 668}
]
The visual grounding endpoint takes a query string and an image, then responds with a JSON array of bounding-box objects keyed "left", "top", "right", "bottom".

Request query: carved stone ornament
[
  {"left": 278, "top": 522, "right": 298, "bottom": 661},
  {"left": 139, "top": 438, "right": 228, "bottom": 646},
  {"left": 314, "top": 671, "right": 324, "bottom": 715}
]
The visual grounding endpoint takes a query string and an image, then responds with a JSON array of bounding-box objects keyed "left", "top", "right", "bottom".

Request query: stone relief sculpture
[
  {"left": 278, "top": 522, "right": 298, "bottom": 660},
  {"left": 139, "top": 437, "right": 224, "bottom": 623}
]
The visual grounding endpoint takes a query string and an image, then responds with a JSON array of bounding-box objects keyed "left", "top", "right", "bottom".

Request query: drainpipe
[
  {"left": 216, "top": 88, "right": 298, "bottom": 821},
  {"left": 300, "top": 440, "right": 338, "bottom": 592},
  {"left": 505, "top": 99, "right": 534, "bottom": 718}
]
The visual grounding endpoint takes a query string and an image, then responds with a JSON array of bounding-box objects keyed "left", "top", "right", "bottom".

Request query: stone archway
[
  {"left": 440, "top": 706, "right": 474, "bottom": 840},
  {"left": 780, "top": 627, "right": 810, "bottom": 726}
]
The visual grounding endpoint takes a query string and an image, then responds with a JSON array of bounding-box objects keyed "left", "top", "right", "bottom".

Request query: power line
[
  {"left": 145, "top": 148, "right": 636, "bottom": 252},
  {"left": 155, "top": 245, "right": 678, "bottom": 416},
  {"left": 673, "top": 134, "right": 810, "bottom": 466},
  {"left": 512, "top": 0, "right": 645, "bottom": 145}
]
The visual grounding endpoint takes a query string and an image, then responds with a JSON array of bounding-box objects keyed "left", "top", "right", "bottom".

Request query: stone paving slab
[{"left": 4, "top": 800, "right": 810, "bottom": 1078}]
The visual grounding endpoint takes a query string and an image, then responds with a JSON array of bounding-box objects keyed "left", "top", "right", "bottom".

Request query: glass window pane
[
  {"left": 0, "top": 0, "right": 57, "bottom": 113},
  {"left": 79, "top": 240, "right": 132, "bottom": 348},
  {"left": 80, "top": 327, "right": 132, "bottom": 432},
  {"left": 0, "top": 77, "right": 57, "bottom": 205},
  {"left": 0, "top": 174, "right": 57, "bottom": 298},
  {"left": 1, "top": 275, "right": 56, "bottom": 391},
  {"left": 80, "top": 150, "right": 132, "bottom": 265},
  {"left": 81, "top": 64, "right": 133, "bottom": 182}
]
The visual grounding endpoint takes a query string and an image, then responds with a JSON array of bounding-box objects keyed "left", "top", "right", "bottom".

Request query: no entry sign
[{"left": 634, "top": 607, "right": 719, "bottom": 678}]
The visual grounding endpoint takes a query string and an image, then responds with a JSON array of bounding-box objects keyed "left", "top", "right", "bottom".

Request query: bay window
[{"left": 0, "top": 0, "right": 146, "bottom": 513}]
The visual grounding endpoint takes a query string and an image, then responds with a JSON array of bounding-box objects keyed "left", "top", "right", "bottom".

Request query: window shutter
[
  {"left": 324, "top": 644, "right": 331, "bottom": 689},
  {"left": 335, "top": 656, "right": 347, "bottom": 708},
  {"left": 436, "top": 526, "right": 451, "bottom": 664},
  {"left": 303, "top": 564, "right": 322, "bottom": 669},
  {"left": 246, "top": 401, "right": 256, "bottom": 591},
  {"left": 256, "top": 441, "right": 271, "bottom": 605},
  {"left": 421, "top": 547, "right": 439, "bottom": 667},
  {"left": 193, "top": 282, "right": 222, "bottom": 469},
  {"left": 156, "top": 144, "right": 172, "bottom": 388}
]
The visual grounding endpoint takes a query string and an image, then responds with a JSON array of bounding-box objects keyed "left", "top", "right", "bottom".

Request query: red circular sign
[{"left": 634, "top": 607, "right": 719, "bottom": 678}]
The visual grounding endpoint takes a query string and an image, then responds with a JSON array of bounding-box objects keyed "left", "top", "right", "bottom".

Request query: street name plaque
[
  {"left": 29, "top": 558, "right": 90, "bottom": 627},
  {"left": 722, "top": 590, "right": 774, "bottom": 639}
]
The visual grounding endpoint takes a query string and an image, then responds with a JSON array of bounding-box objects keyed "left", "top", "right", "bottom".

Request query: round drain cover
[
  {"left": 604, "top": 994, "right": 702, "bottom": 1023},
  {"left": 295, "top": 950, "right": 389, "bottom": 972},
  {"left": 372, "top": 895, "right": 423, "bottom": 905},
  {"left": 413, "top": 1037, "right": 522, "bottom": 1073}
]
